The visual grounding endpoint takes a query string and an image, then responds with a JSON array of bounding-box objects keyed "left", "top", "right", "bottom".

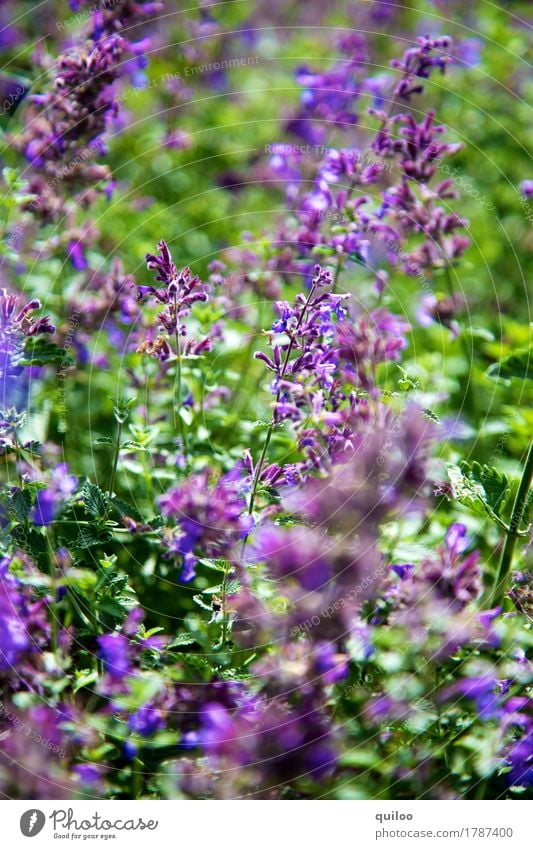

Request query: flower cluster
[
  {"left": 0, "top": 556, "right": 50, "bottom": 674},
  {"left": 0, "top": 0, "right": 531, "bottom": 805},
  {"left": 159, "top": 470, "right": 251, "bottom": 581},
  {"left": 0, "top": 289, "right": 55, "bottom": 411},
  {"left": 137, "top": 240, "right": 211, "bottom": 360},
  {"left": 9, "top": 0, "right": 162, "bottom": 256},
  {"left": 254, "top": 264, "right": 349, "bottom": 424}
]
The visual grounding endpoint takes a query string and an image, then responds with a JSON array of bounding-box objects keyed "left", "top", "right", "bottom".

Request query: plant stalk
[
  {"left": 108, "top": 421, "right": 122, "bottom": 503},
  {"left": 491, "top": 435, "right": 533, "bottom": 605},
  {"left": 247, "top": 282, "right": 318, "bottom": 517},
  {"left": 173, "top": 291, "right": 187, "bottom": 460}
]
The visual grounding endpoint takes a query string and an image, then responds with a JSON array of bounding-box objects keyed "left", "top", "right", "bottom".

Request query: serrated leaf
[
  {"left": 198, "top": 558, "right": 230, "bottom": 572},
  {"left": 81, "top": 481, "right": 108, "bottom": 519},
  {"left": 218, "top": 668, "right": 252, "bottom": 681},
  {"left": 112, "top": 395, "right": 137, "bottom": 424},
  {"left": 20, "top": 339, "right": 74, "bottom": 367},
  {"left": 168, "top": 632, "right": 196, "bottom": 648},
  {"left": 11, "top": 526, "right": 47, "bottom": 565},
  {"left": 203, "top": 584, "right": 223, "bottom": 595},
  {"left": 72, "top": 526, "right": 112, "bottom": 549},
  {"left": 148, "top": 516, "right": 164, "bottom": 530},
  {"left": 98, "top": 596, "right": 137, "bottom": 616},
  {"left": 193, "top": 593, "right": 213, "bottom": 611},
  {"left": 487, "top": 348, "right": 533, "bottom": 382},
  {"left": 180, "top": 654, "right": 212, "bottom": 676},
  {"left": 144, "top": 627, "right": 165, "bottom": 638},
  {"left": 109, "top": 496, "right": 143, "bottom": 523},
  {"left": 94, "top": 436, "right": 114, "bottom": 446},
  {"left": 120, "top": 440, "right": 146, "bottom": 451},
  {"left": 447, "top": 462, "right": 511, "bottom": 526},
  {"left": 446, "top": 464, "right": 487, "bottom": 515},
  {"left": 9, "top": 487, "right": 33, "bottom": 523},
  {"left": 73, "top": 669, "right": 97, "bottom": 693},
  {"left": 460, "top": 461, "right": 510, "bottom": 518}
]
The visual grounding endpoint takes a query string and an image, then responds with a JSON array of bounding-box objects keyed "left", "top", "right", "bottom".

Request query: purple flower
[
  {"left": 97, "top": 633, "right": 131, "bottom": 681},
  {"left": 197, "top": 697, "right": 337, "bottom": 790},
  {"left": 0, "top": 557, "right": 50, "bottom": 672},
  {"left": 505, "top": 731, "right": 533, "bottom": 787},
  {"left": 390, "top": 563, "right": 415, "bottom": 580},
  {"left": 390, "top": 35, "right": 452, "bottom": 102},
  {"left": 72, "top": 764, "right": 104, "bottom": 789},
  {"left": 314, "top": 642, "right": 349, "bottom": 684},
  {"left": 138, "top": 241, "right": 211, "bottom": 358},
  {"left": 128, "top": 704, "right": 165, "bottom": 737},
  {"left": 254, "top": 265, "right": 350, "bottom": 425},
  {"left": 67, "top": 241, "right": 88, "bottom": 271},
  {"left": 443, "top": 676, "right": 501, "bottom": 721},
  {"left": 32, "top": 464, "right": 77, "bottom": 526},
  {"left": 159, "top": 469, "right": 251, "bottom": 581},
  {"left": 253, "top": 525, "right": 332, "bottom": 592},
  {"left": 445, "top": 522, "right": 469, "bottom": 556},
  {"left": 417, "top": 293, "right": 464, "bottom": 338},
  {"left": 10, "top": 0, "right": 162, "bottom": 230}
]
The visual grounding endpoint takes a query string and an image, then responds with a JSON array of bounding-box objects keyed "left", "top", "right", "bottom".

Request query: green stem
[
  {"left": 247, "top": 419, "right": 275, "bottom": 518},
  {"left": 108, "top": 421, "right": 122, "bottom": 503},
  {"left": 491, "top": 435, "right": 533, "bottom": 606},
  {"left": 247, "top": 282, "right": 318, "bottom": 517},
  {"left": 220, "top": 561, "right": 231, "bottom": 646},
  {"left": 46, "top": 526, "right": 59, "bottom": 656},
  {"left": 173, "top": 291, "right": 187, "bottom": 461}
]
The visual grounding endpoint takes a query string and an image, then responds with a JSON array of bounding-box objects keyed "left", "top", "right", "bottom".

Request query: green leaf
[
  {"left": 447, "top": 462, "right": 511, "bottom": 525},
  {"left": 397, "top": 366, "right": 419, "bottom": 392},
  {"left": 114, "top": 673, "right": 162, "bottom": 711},
  {"left": 144, "top": 627, "right": 165, "bottom": 638},
  {"left": 11, "top": 526, "right": 47, "bottom": 566},
  {"left": 111, "top": 395, "right": 137, "bottom": 424},
  {"left": 460, "top": 461, "right": 510, "bottom": 518},
  {"left": 120, "top": 440, "right": 146, "bottom": 451},
  {"left": 81, "top": 482, "right": 108, "bottom": 519},
  {"left": 20, "top": 339, "right": 74, "bottom": 367},
  {"left": 203, "top": 584, "right": 223, "bottom": 595},
  {"left": 9, "top": 488, "right": 33, "bottom": 523},
  {"left": 193, "top": 594, "right": 213, "bottom": 611},
  {"left": 73, "top": 669, "right": 98, "bottom": 694},
  {"left": 94, "top": 436, "right": 114, "bottom": 446},
  {"left": 487, "top": 348, "right": 533, "bottom": 383},
  {"left": 198, "top": 558, "right": 230, "bottom": 572},
  {"left": 168, "top": 632, "right": 196, "bottom": 648},
  {"left": 72, "top": 526, "right": 112, "bottom": 549},
  {"left": 109, "top": 496, "right": 143, "bottom": 523},
  {"left": 226, "top": 579, "right": 241, "bottom": 595},
  {"left": 446, "top": 464, "right": 481, "bottom": 508},
  {"left": 62, "top": 567, "right": 98, "bottom": 593}
]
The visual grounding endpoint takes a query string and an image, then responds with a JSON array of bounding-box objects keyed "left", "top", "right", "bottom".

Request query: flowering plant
[{"left": 0, "top": 0, "right": 532, "bottom": 802}]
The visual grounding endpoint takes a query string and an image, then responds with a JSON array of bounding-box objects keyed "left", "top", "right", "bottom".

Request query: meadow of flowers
[{"left": 0, "top": 0, "right": 533, "bottom": 802}]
